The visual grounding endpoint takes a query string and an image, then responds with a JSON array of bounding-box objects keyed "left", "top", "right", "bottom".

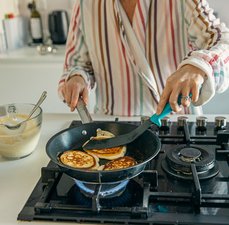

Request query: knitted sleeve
[{"left": 178, "top": 0, "right": 229, "bottom": 106}]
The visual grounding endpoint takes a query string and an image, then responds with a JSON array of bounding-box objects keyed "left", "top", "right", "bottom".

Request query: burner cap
[
  {"left": 162, "top": 145, "right": 219, "bottom": 180},
  {"left": 179, "top": 147, "right": 201, "bottom": 162}
]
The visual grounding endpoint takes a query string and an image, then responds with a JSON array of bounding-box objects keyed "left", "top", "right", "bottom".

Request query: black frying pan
[{"left": 46, "top": 100, "right": 161, "bottom": 184}]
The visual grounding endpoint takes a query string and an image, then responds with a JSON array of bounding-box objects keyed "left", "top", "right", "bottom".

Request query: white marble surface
[{"left": 0, "top": 113, "right": 229, "bottom": 225}]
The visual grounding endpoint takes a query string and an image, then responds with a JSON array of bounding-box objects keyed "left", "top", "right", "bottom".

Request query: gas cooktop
[{"left": 18, "top": 116, "right": 229, "bottom": 225}]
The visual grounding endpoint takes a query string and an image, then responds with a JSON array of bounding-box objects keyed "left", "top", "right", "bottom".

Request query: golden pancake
[
  {"left": 103, "top": 156, "right": 137, "bottom": 171},
  {"left": 86, "top": 146, "right": 126, "bottom": 160},
  {"left": 59, "top": 150, "right": 99, "bottom": 170},
  {"left": 96, "top": 129, "right": 115, "bottom": 138},
  {"left": 84, "top": 129, "right": 126, "bottom": 160}
]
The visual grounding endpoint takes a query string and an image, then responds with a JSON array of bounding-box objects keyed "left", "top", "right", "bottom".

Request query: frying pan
[{"left": 46, "top": 99, "right": 161, "bottom": 184}]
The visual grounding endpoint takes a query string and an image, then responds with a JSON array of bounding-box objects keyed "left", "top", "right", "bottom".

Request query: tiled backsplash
[{"left": 18, "top": 0, "right": 75, "bottom": 39}]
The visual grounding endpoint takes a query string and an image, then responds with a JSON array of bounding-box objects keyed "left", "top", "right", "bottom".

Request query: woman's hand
[
  {"left": 62, "top": 75, "right": 89, "bottom": 112},
  {"left": 156, "top": 64, "right": 206, "bottom": 114}
]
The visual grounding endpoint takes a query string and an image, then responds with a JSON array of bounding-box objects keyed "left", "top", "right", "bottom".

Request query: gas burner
[
  {"left": 68, "top": 179, "right": 143, "bottom": 207},
  {"left": 162, "top": 145, "right": 219, "bottom": 180},
  {"left": 74, "top": 179, "right": 129, "bottom": 198}
]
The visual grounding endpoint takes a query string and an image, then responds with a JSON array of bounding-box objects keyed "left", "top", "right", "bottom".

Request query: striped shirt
[{"left": 58, "top": 0, "right": 229, "bottom": 116}]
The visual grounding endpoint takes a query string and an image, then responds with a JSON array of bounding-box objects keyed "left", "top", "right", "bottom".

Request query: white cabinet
[
  {"left": 0, "top": 46, "right": 95, "bottom": 114},
  {"left": 0, "top": 62, "right": 69, "bottom": 114}
]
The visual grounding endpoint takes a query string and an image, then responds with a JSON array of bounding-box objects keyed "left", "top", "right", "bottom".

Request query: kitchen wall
[
  {"left": 0, "top": 0, "right": 19, "bottom": 19},
  {"left": 208, "top": 0, "right": 229, "bottom": 25},
  {"left": 2, "top": 0, "right": 229, "bottom": 45},
  {"left": 17, "top": 0, "right": 75, "bottom": 40},
  {"left": 1, "top": 0, "right": 229, "bottom": 42}
]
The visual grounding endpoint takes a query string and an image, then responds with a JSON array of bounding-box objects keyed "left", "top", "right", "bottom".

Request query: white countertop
[
  {"left": 0, "top": 45, "right": 65, "bottom": 64},
  {"left": 1, "top": 113, "right": 229, "bottom": 225}
]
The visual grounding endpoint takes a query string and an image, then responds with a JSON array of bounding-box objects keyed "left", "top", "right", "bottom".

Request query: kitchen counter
[
  {"left": 0, "top": 45, "right": 65, "bottom": 64},
  {"left": 1, "top": 113, "right": 229, "bottom": 225}
]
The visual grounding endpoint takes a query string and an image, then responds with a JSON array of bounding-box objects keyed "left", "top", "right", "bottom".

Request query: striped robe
[{"left": 58, "top": 0, "right": 229, "bottom": 116}]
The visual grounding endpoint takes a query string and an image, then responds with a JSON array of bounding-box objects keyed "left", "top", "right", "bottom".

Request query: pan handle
[
  {"left": 150, "top": 94, "right": 192, "bottom": 127},
  {"left": 76, "top": 98, "right": 93, "bottom": 124}
]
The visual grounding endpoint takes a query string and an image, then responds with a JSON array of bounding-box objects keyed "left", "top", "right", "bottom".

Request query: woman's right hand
[{"left": 62, "top": 75, "right": 89, "bottom": 112}]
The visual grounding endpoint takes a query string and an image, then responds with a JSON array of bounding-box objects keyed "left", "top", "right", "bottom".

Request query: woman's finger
[
  {"left": 181, "top": 87, "right": 191, "bottom": 107},
  {"left": 64, "top": 84, "right": 72, "bottom": 106},
  {"left": 191, "top": 84, "right": 201, "bottom": 103},
  {"left": 169, "top": 89, "right": 182, "bottom": 112},
  {"left": 156, "top": 88, "right": 171, "bottom": 114},
  {"left": 70, "top": 88, "right": 80, "bottom": 111},
  {"left": 82, "top": 88, "right": 89, "bottom": 105}
]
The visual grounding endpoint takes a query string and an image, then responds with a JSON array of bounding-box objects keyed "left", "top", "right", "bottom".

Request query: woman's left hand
[{"left": 156, "top": 64, "right": 206, "bottom": 114}]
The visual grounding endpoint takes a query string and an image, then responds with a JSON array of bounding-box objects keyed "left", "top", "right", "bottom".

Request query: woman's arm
[
  {"left": 58, "top": 0, "right": 95, "bottom": 107},
  {"left": 179, "top": 0, "right": 229, "bottom": 106}
]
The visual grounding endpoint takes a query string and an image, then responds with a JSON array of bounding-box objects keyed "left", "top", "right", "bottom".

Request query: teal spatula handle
[{"left": 150, "top": 94, "right": 192, "bottom": 127}]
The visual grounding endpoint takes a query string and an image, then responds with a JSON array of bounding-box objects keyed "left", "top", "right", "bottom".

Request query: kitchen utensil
[
  {"left": 1, "top": 91, "right": 47, "bottom": 130},
  {"left": 75, "top": 97, "right": 93, "bottom": 124},
  {"left": 83, "top": 96, "right": 185, "bottom": 150},
  {"left": 46, "top": 98, "right": 161, "bottom": 184},
  {"left": 48, "top": 10, "right": 69, "bottom": 44}
]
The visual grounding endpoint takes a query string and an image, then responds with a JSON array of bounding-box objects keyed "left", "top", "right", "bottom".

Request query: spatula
[{"left": 83, "top": 95, "right": 188, "bottom": 150}]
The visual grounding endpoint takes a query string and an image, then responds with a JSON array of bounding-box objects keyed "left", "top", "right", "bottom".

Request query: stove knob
[
  {"left": 161, "top": 116, "right": 171, "bottom": 127},
  {"left": 177, "top": 116, "right": 188, "bottom": 127},
  {"left": 215, "top": 116, "right": 227, "bottom": 131},
  {"left": 160, "top": 117, "right": 170, "bottom": 133},
  {"left": 140, "top": 116, "right": 150, "bottom": 124},
  {"left": 196, "top": 116, "right": 207, "bottom": 131}
]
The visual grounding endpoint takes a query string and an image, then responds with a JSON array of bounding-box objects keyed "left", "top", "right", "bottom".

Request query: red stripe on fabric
[
  {"left": 114, "top": 24, "right": 126, "bottom": 115},
  {"left": 169, "top": 0, "right": 177, "bottom": 68},
  {"left": 224, "top": 56, "right": 229, "bottom": 64},
  {"left": 209, "top": 54, "right": 219, "bottom": 65},
  {"left": 64, "top": 5, "right": 80, "bottom": 68},
  {"left": 72, "top": 6, "right": 80, "bottom": 32},
  {"left": 137, "top": 0, "right": 146, "bottom": 32},
  {"left": 64, "top": 46, "right": 75, "bottom": 68},
  {"left": 122, "top": 45, "right": 131, "bottom": 116},
  {"left": 104, "top": 0, "right": 114, "bottom": 114},
  {"left": 98, "top": 0, "right": 109, "bottom": 114}
]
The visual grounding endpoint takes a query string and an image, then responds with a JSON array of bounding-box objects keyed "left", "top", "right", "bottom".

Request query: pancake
[
  {"left": 96, "top": 129, "right": 115, "bottom": 138},
  {"left": 86, "top": 145, "right": 126, "bottom": 160},
  {"left": 84, "top": 129, "right": 127, "bottom": 160},
  {"left": 103, "top": 156, "right": 137, "bottom": 171},
  {"left": 59, "top": 150, "right": 99, "bottom": 170}
]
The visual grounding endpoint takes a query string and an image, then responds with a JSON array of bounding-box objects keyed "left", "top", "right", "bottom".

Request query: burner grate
[
  {"left": 68, "top": 179, "right": 142, "bottom": 208},
  {"left": 162, "top": 145, "right": 219, "bottom": 180}
]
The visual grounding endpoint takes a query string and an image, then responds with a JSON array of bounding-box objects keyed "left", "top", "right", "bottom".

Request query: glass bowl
[{"left": 0, "top": 103, "right": 42, "bottom": 159}]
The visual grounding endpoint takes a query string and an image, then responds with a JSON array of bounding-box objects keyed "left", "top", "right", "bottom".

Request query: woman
[{"left": 58, "top": 0, "right": 229, "bottom": 116}]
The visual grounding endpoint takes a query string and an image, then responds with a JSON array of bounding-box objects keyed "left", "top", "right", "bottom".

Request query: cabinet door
[
  {"left": 0, "top": 63, "right": 65, "bottom": 113},
  {"left": 0, "top": 63, "right": 95, "bottom": 113}
]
